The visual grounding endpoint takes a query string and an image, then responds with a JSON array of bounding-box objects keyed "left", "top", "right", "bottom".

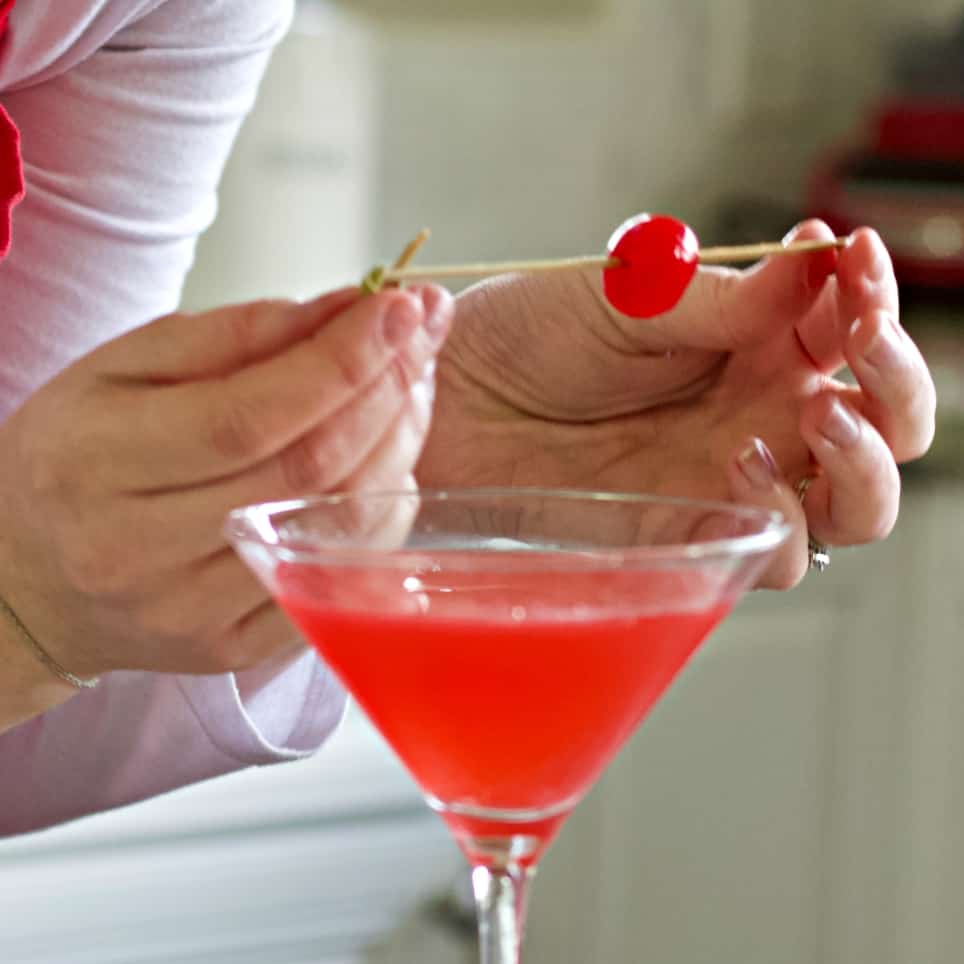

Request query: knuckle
[
  {"left": 26, "top": 440, "right": 70, "bottom": 499},
  {"left": 279, "top": 434, "right": 344, "bottom": 495},
  {"left": 206, "top": 396, "right": 270, "bottom": 461},
  {"left": 21, "top": 415, "right": 86, "bottom": 501},
  {"left": 208, "top": 619, "right": 287, "bottom": 675},
  {"left": 132, "top": 598, "right": 195, "bottom": 647},
  {"left": 386, "top": 352, "right": 420, "bottom": 396},
  {"left": 329, "top": 340, "right": 375, "bottom": 394},
  {"left": 60, "top": 529, "right": 136, "bottom": 597},
  {"left": 224, "top": 299, "right": 295, "bottom": 357},
  {"left": 206, "top": 628, "right": 251, "bottom": 673}
]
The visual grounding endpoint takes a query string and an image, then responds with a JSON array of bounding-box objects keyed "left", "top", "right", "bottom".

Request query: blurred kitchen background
[{"left": 2, "top": 0, "right": 963, "bottom": 961}]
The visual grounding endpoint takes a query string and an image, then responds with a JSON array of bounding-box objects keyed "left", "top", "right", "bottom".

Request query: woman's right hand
[{"left": 0, "top": 284, "right": 453, "bottom": 685}]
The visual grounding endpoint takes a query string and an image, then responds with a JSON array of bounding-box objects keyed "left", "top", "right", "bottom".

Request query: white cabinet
[
  {"left": 0, "top": 710, "right": 461, "bottom": 964},
  {"left": 2, "top": 486, "right": 960, "bottom": 963},
  {"left": 520, "top": 482, "right": 964, "bottom": 964},
  {"left": 353, "top": 484, "right": 964, "bottom": 964}
]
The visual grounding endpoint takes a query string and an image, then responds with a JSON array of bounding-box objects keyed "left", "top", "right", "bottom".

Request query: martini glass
[{"left": 225, "top": 488, "right": 790, "bottom": 964}]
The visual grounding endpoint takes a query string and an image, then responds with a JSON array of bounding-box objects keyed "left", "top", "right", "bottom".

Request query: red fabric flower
[
  {"left": 0, "top": 0, "right": 23, "bottom": 262},
  {"left": 0, "top": 0, "right": 15, "bottom": 35},
  {"left": 0, "top": 104, "right": 23, "bottom": 259}
]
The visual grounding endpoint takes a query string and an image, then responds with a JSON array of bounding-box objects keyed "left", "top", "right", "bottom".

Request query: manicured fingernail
[
  {"left": 820, "top": 398, "right": 860, "bottom": 447},
  {"left": 864, "top": 236, "right": 889, "bottom": 283},
  {"left": 737, "top": 438, "right": 778, "bottom": 489},
  {"left": 861, "top": 316, "right": 902, "bottom": 370},
  {"left": 782, "top": 224, "right": 803, "bottom": 246},
  {"left": 383, "top": 296, "right": 422, "bottom": 347},
  {"left": 416, "top": 285, "right": 453, "bottom": 338}
]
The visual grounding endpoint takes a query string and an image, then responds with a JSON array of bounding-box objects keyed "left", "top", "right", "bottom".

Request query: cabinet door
[
  {"left": 891, "top": 484, "right": 964, "bottom": 964},
  {"left": 523, "top": 490, "right": 932, "bottom": 964}
]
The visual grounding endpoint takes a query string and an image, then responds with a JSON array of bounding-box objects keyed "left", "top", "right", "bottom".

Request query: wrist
[{"left": 0, "top": 603, "right": 79, "bottom": 734}]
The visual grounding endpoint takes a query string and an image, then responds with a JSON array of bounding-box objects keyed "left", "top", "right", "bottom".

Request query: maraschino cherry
[
  {"left": 603, "top": 214, "right": 699, "bottom": 319},
  {"left": 364, "top": 217, "right": 845, "bottom": 313}
]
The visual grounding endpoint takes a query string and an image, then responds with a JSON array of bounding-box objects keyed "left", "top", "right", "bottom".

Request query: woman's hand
[
  {"left": 418, "top": 222, "right": 935, "bottom": 587},
  {"left": 0, "top": 284, "right": 453, "bottom": 684}
]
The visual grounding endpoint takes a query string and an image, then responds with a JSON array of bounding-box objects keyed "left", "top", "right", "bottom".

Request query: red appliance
[{"left": 808, "top": 99, "right": 964, "bottom": 290}]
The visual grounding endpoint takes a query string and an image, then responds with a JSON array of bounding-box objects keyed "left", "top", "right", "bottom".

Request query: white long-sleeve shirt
[{"left": 0, "top": 0, "right": 346, "bottom": 836}]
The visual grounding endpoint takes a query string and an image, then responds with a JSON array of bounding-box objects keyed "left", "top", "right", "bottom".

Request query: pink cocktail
[{"left": 227, "top": 489, "right": 789, "bottom": 963}]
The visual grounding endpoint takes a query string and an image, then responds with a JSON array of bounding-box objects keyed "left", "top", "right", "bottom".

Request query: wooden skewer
[
  {"left": 361, "top": 228, "right": 433, "bottom": 293},
  {"left": 392, "top": 227, "right": 432, "bottom": 271},
  {"left": 387, "top": 253, "right": 618, "bottom": 282},
  {"left": 697, "top": 237, "right": 848, "bottom": 266},
  {"left": 377, "top": 237, "right": 848, "bottom": 285}
]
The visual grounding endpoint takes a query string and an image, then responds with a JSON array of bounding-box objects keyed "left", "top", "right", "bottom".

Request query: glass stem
[{"left": 471, "top": 864, "right": 535, "bottom": 964}]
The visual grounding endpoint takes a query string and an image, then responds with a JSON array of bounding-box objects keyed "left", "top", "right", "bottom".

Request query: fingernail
[
  {"left": 382, "top": 296, "right": 422, "bottom": 348},
  {"left": 737, "top": 438, "right": 778, "bottom": 490},
  {"left": 861, "top": 316, "right": 902, "bottom": 370},
  {"left": 864, "top": 235, "right": 889, "bottom": 283},
  {"left": 420, "top": 286, "right": 453, "bottom": 338},
  {"left": 782, "top": 223, "right": 803, "bottom": 246},
  {"left": 820, "top": 398, "right": 860, "bottom": 447}
]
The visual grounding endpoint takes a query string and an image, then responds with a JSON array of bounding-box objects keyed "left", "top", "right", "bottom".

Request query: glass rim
[{"left": 224, "top": 487, "right": 791, "bottom": 569}]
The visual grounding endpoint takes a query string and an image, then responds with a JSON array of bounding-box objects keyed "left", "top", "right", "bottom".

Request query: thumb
[
  {"left": 642, "top": 220, "right": 839, "bottom": 352},
  {"left": 94, "top": 287, "right": 363, "bottom": 381}
]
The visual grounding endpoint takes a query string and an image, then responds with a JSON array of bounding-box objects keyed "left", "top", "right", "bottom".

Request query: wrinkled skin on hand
[
  {"left": 418, "top": 223, "right": 936, "bottom": 588},
  {"left": 0, "top": 285, "right": 453, "bottom": 680}
]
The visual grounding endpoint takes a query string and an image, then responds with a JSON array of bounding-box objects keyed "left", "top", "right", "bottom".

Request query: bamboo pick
[
  {"left": 375, "top": 237, "right": 847, "bottom": 285},
  {"left": 392, "top": 227, "right": 432, "bottom": 272}
]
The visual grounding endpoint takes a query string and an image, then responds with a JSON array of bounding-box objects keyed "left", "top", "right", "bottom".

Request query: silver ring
[{"left": 795, "top": 476, "right": 830, "bottom": 573}]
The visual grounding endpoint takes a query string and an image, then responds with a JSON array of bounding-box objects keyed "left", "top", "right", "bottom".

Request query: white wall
[
  {"left": 183, "top": 0, "right": 963, "bottom": 306},
  {"left": 366, "top": 0, "right": 964, "bottom": 262}
]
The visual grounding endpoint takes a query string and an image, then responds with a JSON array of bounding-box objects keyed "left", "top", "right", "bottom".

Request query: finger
[
  {"left": 834, "top": 228, "right": 900, "bottom": 340},
  {"left": 845, "top": 309, "right": 937, "bottom": 463},
  {"left": 269, "top": 393, "right": 430, "bottom": 563},
  {"left": 97, "top": 288, "right": 362, "bottom": 380},
  {"left": 727, "top": 436, "right": 810, "bottom": 589},
  {"left": 799, "top": 391, "right": 900, "bottom": 545},
  {"left": 140, "top": 355, "right": 436, "bottom": 567},
  {"left": 791, "top": 227, "right": 900, "bottom": 378},
  {"left": 643, "top": 219, "right": 839, "bottom": 352},
  {"left": 245, "top": 350, "right": 434, "bottom": 501},
  {"left": 110, "top": 546, "right": 285, "bottom": 673},
  {"left": 791, "top": 229, "right": 851, "bottom": 374},
  {"left": 115, "top": 285, "right": 453, "bottom": 489},
  {"left": 340, "top": 375, "right": 435, "bottom": 493}
]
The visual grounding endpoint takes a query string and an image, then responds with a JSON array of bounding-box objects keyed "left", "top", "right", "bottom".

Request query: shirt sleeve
[{"left": 0, "top": 0, "right": 348, "bottom": 837}]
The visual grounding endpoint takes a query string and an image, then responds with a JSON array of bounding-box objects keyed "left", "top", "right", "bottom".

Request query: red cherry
[{"left": 603, "top": 214, "right": 699, "bottom": 318}]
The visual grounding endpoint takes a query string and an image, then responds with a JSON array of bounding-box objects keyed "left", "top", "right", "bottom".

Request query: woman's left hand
[{"left": 417, "top": 221, "right": 936, "bottom": 587}]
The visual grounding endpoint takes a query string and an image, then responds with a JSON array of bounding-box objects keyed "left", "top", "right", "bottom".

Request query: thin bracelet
[{"left": 0, "top": 592, "right": 100, "bottom": 690}]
